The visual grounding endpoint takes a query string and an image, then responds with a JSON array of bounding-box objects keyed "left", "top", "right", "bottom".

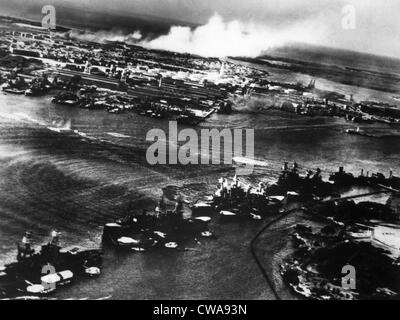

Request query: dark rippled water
[{"left": 0, "top": 87, "right": 399, "bottom": 299}]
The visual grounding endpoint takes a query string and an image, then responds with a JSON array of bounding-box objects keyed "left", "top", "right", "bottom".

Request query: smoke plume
[
  {"left": 62, "top": 13, "right": 328, "bottom": 58},
  {"left": 66, "top": 28, "right": 142, "bottom": 44},
  {"left": 140, "top": 14, "right": 326, "bottom": 58}
]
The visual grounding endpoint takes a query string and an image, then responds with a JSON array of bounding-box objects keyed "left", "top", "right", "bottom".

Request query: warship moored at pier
[
  {"left": 0, "top": 231, "right": 102, "bottom": 298},
  {"left": 102, "top": 197, "right": 214, "bottom": 251}
]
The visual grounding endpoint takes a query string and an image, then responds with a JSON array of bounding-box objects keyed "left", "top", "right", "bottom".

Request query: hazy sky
[{"left": 1, "top": 0, "right": 399, "bottom": 58}]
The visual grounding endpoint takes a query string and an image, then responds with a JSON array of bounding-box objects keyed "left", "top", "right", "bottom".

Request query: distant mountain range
[{"left": 0, "top": 3, "right": 198, "bottom": 39}]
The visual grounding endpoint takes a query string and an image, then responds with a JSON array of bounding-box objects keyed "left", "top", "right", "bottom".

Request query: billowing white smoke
[
  {"left": 66, "top": 28, "right": 142, "bottom": 44},
  {"left": 140, "top": 14, "right": 325, "bottom": 58}
]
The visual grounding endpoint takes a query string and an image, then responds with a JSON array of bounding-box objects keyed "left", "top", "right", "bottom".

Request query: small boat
[
  {"left": 194, "top": 216, "right": 212, "bottom": 223},
  {"left": 269, "top": 196, "right": 285, "bottom": 202},
  {"left": 117, "top": 237, "right": 140, "bottom": 245},
  {"left": 219, "top": 210, "right": 242, "bottom": 222},
  {"left": 105, "top": 223, "right": 121, "bottom": 228},
  {"left": 3, "top": 87, "right": 26, "bottom": 94},
  {"left": 64, "top": 100, "right": 79, "bottom": 106},
  {"left": 286, "top": 191, "right": 300, "bottom": 200},
  {"left": 220, "top": 210, "right": 237, "bottom": 217},
  {"left": 348, "top": 231, "right": 372, "bottom": 239},
  {"left": 250, "top": 213, "right": 262, "bottom": 220},
  {"left": 345, "top": 127, "right": 366, "bottom": 136},
  {"left": 108, "top": 107, "right": 124, "bottom": 114},
  {"left": 165, "top": 242, "right": 178, "bottom": 249},
  {"left": 85, "top": 267, "right": 101, "bottom": 277},
  {"left": 153, "top": 231, "right": 167, "bottom": 239},
  {"left": 201, "top": 231, "right": 213, "bottom": 238}
]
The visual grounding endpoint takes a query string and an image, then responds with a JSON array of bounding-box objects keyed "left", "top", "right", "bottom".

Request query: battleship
[
  {"left": 211, "top": 162, "right": 336, "bottom": 222},
  {"left": 213, "top": 176, "right": 285, "bottom": 221},
  {"left": 102, "top": 197, "right": 214, "bottom": 251},
  {"left": 2, "top": 87, "right": 25, "bottom": 95},
  {"left": 0, "top": 231, "right": 102, "bottom": 298},
  {"left": 329, "top": 166, "right": 400, "bottom": 189},
  {"left": 52, "top": 92, "right": 80, "bottom": 106}
]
